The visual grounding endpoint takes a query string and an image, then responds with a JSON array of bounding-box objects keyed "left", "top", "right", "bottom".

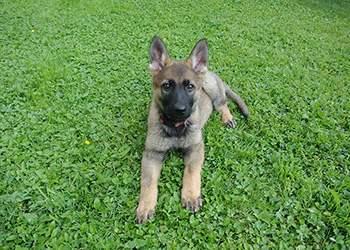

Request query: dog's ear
[
  {"left": 187, "top": 38, "right": 208, "bottom": 74},
  {"left": 149, "top": 36, "right": 171, "bottom": 72}
]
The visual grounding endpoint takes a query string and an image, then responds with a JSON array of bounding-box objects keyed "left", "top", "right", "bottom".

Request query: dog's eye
[
  {"left": 186, "top": 83, "right": 195, "bottom": 91},
  {"left": 183, "top": 80, "right": 195, "bottom": 92},
  {"left": 162, "top": 82, "right": 171, "bottom": 91}
]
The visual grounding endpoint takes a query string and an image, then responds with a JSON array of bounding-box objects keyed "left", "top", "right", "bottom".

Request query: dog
[{"left": 135, "top": 36, "right": 249, "bottom": 223}]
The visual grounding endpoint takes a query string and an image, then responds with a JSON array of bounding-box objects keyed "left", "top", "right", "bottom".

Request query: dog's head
[{"left": 148, "top": 36, "right": 208, "bottom": 126}]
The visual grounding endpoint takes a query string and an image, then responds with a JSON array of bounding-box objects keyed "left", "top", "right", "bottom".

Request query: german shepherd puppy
[{"left": 136, "top": 36, "right": 249, "bottom": 223}]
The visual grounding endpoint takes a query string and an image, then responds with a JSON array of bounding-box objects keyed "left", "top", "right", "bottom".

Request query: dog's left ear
[{"left": 187, "top": 38, "right": 208, "bottom": 74}]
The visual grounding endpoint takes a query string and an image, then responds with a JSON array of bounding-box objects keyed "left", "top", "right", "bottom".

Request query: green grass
[{"left": 1, "top": 0, "right": 349, "bottom": 248}]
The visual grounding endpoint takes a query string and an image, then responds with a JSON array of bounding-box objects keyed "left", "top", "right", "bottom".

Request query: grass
[{"left": 0, "top": 0, "right": 349, "bottom": 248}]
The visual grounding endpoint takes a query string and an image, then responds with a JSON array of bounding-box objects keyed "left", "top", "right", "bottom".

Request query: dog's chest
[{"left": 145, "top": 125, "right": 202, "bottom": 152}]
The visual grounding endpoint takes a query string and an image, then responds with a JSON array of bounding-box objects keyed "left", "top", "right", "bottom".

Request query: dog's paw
[
  {"left": 135, "top": 204, "right": 157, "bottom": 224},
  {"left": 221, "top": 112, "right": 237, "bottom": 128},
  {"left": 181, "top": 196, "right": 202, "bottom": 213},
  {"left": 224, "top": 117, "right": 237, "bottom": 128}
]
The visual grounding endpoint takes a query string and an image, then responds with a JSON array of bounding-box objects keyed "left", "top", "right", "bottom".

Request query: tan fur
[{"left": 135, "top": 36, "right": 248, "bottom": 223}]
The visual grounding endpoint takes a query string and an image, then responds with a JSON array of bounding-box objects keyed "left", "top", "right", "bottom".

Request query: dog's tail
[{"left": 224, "top": 83, "right": 249, "bottom": 119}]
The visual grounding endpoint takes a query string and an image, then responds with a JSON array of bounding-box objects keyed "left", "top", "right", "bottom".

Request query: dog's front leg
[
  {"left": 181, "top": 142, "right": 204, "bottom": 213},
  {"left": 136, "top": 150, "right": 164, "bottom": 224}
]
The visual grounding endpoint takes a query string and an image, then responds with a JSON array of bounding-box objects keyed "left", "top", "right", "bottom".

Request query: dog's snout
[{"left": 174, "top": 105, "right": 186, "bottom": 115}]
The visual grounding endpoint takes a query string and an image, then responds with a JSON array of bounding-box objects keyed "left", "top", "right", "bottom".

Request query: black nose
[{"left": 174, "top": 105, "right": 186, "bottom": 115}]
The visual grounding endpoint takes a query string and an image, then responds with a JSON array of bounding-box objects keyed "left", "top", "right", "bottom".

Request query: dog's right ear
[{"left": 149, "top": 36, "right": 171, "bottom": 72}]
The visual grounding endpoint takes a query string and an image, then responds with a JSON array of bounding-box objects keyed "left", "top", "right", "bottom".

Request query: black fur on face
[{"left": 160, "top": 78, "right": 195, "bottom": 122}]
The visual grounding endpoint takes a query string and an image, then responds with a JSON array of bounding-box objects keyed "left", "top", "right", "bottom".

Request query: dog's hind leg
[{"left": 203, "top": 71, "right": 236, "bottom": 128}]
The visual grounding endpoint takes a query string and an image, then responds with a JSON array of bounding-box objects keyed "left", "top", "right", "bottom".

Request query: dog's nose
[{"left": 174, "top": 105, "right": 186, "bottom": 115}]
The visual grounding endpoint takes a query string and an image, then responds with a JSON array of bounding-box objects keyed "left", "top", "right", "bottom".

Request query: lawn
[{"left": 0, "top": 0, "right": 349, "bottom": 248}]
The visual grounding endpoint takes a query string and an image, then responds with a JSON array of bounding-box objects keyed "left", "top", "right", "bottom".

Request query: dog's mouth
[{"left": 159, "top": 113, "right": 189, "bottom": 127}]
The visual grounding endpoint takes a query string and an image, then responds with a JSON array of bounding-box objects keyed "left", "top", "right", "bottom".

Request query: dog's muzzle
[{"left": 159, "top": 114, "right": 188, "bottom": 127}]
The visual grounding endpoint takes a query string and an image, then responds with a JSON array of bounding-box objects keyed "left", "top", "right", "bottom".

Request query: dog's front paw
[
  {"left": 135, "top": 203, "right": 157, "bottom": 224},
  {"left": 181, "top": 196, "right": 202, "bottom": 213}
]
